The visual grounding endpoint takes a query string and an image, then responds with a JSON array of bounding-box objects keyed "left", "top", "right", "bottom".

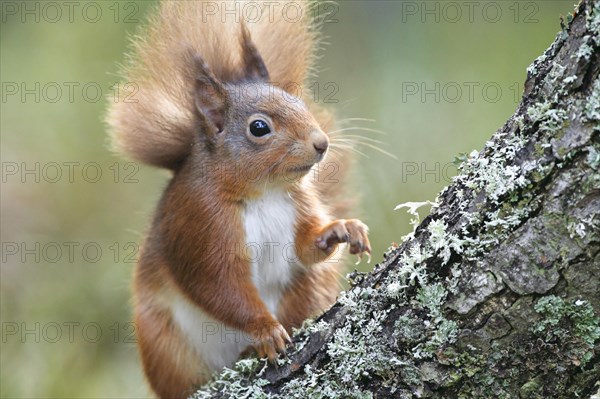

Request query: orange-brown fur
[{"left": 107, "top": 1, "right": 370, "bottom": 398}]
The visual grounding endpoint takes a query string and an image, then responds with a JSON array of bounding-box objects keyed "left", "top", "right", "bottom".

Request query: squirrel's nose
[{"left": 313, "top": 139, "right": 329, "bottom": 155}]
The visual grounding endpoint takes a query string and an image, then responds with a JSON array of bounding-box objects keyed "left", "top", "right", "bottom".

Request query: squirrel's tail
[{"left": 106, "top": 0, "right": 320, "bottom": 170}]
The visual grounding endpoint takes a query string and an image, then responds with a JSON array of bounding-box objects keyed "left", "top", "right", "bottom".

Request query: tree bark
[{"left": 192, "top": 1, "right": 600, "bottom": 397}]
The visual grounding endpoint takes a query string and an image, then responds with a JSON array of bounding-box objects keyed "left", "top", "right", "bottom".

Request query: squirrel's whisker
[
  {"left": 337, "top": 117, "right": 376, "bottom": 123},
  {"left": 329, "top": 143, "right": 369, "bottom": 158},
  {"left": 331, "top": 135, "right": 391, "bottom": 147},
  {"left": 333, "top": 135, "right": 385, "bottom": 144},
  {"left": 328, "top": 126, "right": 388, "bottom": 136}
]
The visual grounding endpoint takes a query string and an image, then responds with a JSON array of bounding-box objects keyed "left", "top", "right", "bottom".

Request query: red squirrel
[{"left": 107, "top": 1, "right": 371, "bottom": 397}]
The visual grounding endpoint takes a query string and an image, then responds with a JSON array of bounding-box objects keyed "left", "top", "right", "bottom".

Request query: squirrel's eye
[{"left": 249, "top": 119, "right": 271, "bottom": 137}]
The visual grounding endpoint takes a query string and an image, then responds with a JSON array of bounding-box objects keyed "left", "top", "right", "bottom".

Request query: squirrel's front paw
[
  {"left": 251, "top": 321, "right": 291, "bottom": 362},
  {"left": 315, "top": 219, "right": 372, "bottom": 261}
]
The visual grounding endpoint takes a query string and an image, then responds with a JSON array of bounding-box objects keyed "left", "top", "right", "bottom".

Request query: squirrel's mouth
[{"left": 287, "top": 163, "right": 315, "bottom": 173}]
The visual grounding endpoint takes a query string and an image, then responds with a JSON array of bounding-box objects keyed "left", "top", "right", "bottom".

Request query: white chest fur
[
  {"left": 243, "top": 190, "right": 300, "bottom": 315},
  {"left": 170, "top": 190, "right": 300, "bottom": 371}
]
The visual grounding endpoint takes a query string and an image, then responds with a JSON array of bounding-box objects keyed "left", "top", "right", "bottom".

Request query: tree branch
[{"left": 192, "top": 1, "right": 600, "bottom": 397}]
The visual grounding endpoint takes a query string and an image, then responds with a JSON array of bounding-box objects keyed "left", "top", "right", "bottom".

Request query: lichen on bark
[{"left": 191, "top": 1, "right": 600, "bottom": 397}]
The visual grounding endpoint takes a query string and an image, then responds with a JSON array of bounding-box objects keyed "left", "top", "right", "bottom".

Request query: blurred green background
[{"left": 0, "top": 1, "right": 575, "bottom": 397}]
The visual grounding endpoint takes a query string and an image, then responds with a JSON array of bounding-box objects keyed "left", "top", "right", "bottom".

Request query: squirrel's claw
[
  {"left": 253, "top": 322, "right": 291, "bottom": 363},
  {"left": 355, "top": 251, "right": 372, "bottom": 265},
  {"left": 316, "top": 219, "right": 371, "bottom": 260}
]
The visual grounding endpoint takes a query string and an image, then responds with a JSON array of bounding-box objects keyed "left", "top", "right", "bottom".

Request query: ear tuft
[
  {"left": 239, "top": 22, "right": 270, "bottom": 82},
  {"left": 193, "top": 56, "right": 229, "bottom": 135}
]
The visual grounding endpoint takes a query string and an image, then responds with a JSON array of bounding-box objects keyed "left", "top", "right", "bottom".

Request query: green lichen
[
  {"left": 427, "top": 220, "right": 464, "bottom": 265},
  {"left": 416, "top": 283, "right": 447, "bottom": 321},
  {"left": 527, "top": 101, "right": 568, "bottom": 133},
  {"left": 532, "top": 295, "right": 600, "bottom": 365},
  {"left": 394, "top": 315, "right": 426, "bottom": 344},
  {"left": 304, "top": 319, "right": 330, "bottom": 335},
  {"left": 547, "top": 62, "right": 567, "bottom": 87},
  {"left": 565, "top": 212, "right": 596, "bottom": 241},
  {"left": 413, "top": 319, "right": 459, "bottom": 360},
  {"left": 587, "top": 145, "right": 600, "bottom": 169},
  {"left": 587, "top": 2, "right": 600, "bottom": 45},
  {"left": 398, "top": 364, "right": 422, "bottom": 387},
  {"left": 281, "top": 364, "right": 373, "bottom": 399},
  {"left": 584, "top": 78, "right": 600, "bottom": 123},
  {"left": 519, "top": 377, "right": 543, "bottom": 398},
  {"left": 527, "top": 54, "right": 547, "bottom": 77},
  {"left": 386, "top": 281, "right": 406, "bottom": 300},
  {"left": 437, "top": 343, "right": 515, "bottom": 398},
  {"left": 575, "top": 39, "right": 594, "bottom": 61},
  {"left": 277, "top": 289, "right": 403, "bottom": 396},
  {"left": 396, "top": 243, "right": 430, "bottom": 286},
  {"left": 191, "top": 358, "right": 271, "bottom": 399},
  {"left": 394, "top": 201, "right": 438, "bottom": 242},
  {"left": 456, "top": 133, "right": 529, "bottom": 204}
]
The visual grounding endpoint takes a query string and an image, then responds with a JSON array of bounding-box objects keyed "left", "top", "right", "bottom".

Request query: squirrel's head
[{"left": 188, "top": 25, "right": 328, "bottom": 190}]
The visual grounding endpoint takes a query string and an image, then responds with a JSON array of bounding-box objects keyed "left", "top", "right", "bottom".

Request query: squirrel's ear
[
  {"left": 239, "top": 23, "right": 270, "bottom": 82},
  {"left": 193, "top": 57, "right": 228, "bottom": 135}
]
